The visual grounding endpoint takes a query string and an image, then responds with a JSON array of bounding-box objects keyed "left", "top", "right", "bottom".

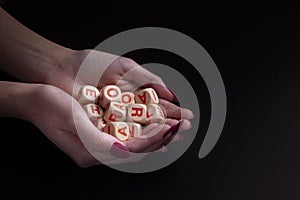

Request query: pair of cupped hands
[{"left": 27, "top": 49, "right": 194, "bottom": 167}]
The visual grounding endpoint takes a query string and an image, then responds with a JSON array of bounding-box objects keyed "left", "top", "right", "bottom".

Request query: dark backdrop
[{"left": 1, "top": 1, "right": 300, "bottom": 199}]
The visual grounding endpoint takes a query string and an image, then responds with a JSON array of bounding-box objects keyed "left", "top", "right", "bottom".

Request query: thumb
[{"left": 73, "top": 108, "right": 130, "bottom": 162}]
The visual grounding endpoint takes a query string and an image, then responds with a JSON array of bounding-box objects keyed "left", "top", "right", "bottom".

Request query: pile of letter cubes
[{"left": 78, "top": 85, "right": 166, "bottom": 141}]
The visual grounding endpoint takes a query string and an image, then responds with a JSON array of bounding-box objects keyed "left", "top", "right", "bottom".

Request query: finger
[
  {"left": 141, "top": 130, "right": 175, "bottom": 153},
  {"left": 158, "top": 118, "right": 192, "bottom": 131},
  {"left": 159, "top": 99, "right": 194, "bottom": 120},
  {"left": 47, "top": 129, "right": 100, "bottom": 167},
  {"left": 104, "top": 121, "right": 180, "bottom": 163},
  {"left": 141, "top": 121, "right": 182, "bottom": 153},
  {"left": 142, "top": 119, "right": 189, "bottom": 152},
  {"left": 139, "top": 119, "right": 179, "bottom": 153},
  {"left": 178, "top": 119, "right": 193, "bottom": 132},
  {"left": 163, "top": 133, "right": 184, "bottom": 147},
  {"left": 125, "top": 123, "right": 171, "bottom": 152},
  {"left": 77, "top": 50, "right": 120, "bottom": 88},
  {"left": 169, "top": 134, "right": 184, "bottom": 143},
  {"left": 116, "top": 79, "right": 139, "bottom": 92},
  {"left": 153, "top": 85, "right": 179, "bottom": 103},
  {"left": 116, "top": 58, "right": 176, "bottom": 101},
  {"left": 72, "top": 107, "right": 131, "bottom": 162},
  {"left": 158, "top": 119, "right": 192, "bottom": 147},
  {"left": 137, "top": 83, "right": 178, "bottom": 103},
  {"left": 142, "top": 118, "right": 179, "bottom": 134},
  {"left": 70, "top": 135, "right": 103, "bottom": 167},
  {"left": 155, "top": 146, "right": 168, "bottom": 153}
]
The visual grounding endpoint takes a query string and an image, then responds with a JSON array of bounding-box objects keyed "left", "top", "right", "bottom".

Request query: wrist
[
  {"left": 0, "top": 82, "right": 44, "bottom": 121},
  {"left": 0, "top": 8, "right": 76, "bottom": 83},
  {"left": 39, "top": 46, "right": 75, "bottom": 83},
  {"left": 42, "top": 49, "right": 89, "bottom": 94}
]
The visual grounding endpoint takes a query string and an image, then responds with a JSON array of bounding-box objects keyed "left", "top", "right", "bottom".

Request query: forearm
[
  {"left": 0, "top": 7, "right": 72, "bottom": 83},
  {"left": 0, "top": 81, "right": 39, "bottom": 120}
]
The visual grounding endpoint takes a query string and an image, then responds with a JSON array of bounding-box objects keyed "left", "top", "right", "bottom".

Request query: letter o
[{"left": 107, "top": 88, "right": 118, "bottom": 97}]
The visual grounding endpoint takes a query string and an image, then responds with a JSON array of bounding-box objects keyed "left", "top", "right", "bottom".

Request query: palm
[
  {"left": 47, "top": 50, "right": 194, "bottom": 156},
  {"left": 31, "top": 85, "right": 100, "bottom": 166},
  {"left": 55, "top": 50, "right": 169, "bottom": 99}
]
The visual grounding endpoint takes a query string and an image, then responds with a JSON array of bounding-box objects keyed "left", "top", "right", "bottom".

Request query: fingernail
[
  {"left": 110, "top": 142, "right": 130, "bottom": 158},
  {"left": 163, "top": 127, "right": 173, "bottom": 138},
  {"left": 162, "top": 122, "right": 180, "bottom": 138},
  {"left": 169, "top": 122, "right": 181, "bottom": 135},
  {"left": 160, "top": 146, "right": 168, "bottom": 152},
  {"left": 187, "top": 121, "right": 192, "bottom": 129},
  {"left": 175, "top": 134, "right": 184, "bottom": 141},
  {"left": 180, "top": 119, "right": 192, "bottom": 130},
  {"left": 182, "top": 108, "right": 195, "bottom": 120},
  {"left": 167, "top": 88, "right": 180, "bottom": 106}
]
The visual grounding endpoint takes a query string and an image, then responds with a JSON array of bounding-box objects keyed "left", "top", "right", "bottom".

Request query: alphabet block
[
  {"left": 127, "top": 122, "right": 142, "bottom": 138},
  {"left": 146, "top": 104, "right": 166, "bottom": 124},
  {"left": 78, "top": 85, "right": 100, "bottom": 105},
  {"left": 103, "top": 122, "right": 130, "bottom": 141},
  {"left": 99, "top": 85, "right": 122, "bottom": 108},
  {"left": 135, "top": 88, "right": 159, "bottom": 105},
  {"left": 127, "top": 103, "right": 147, "bottom": 124},
  {"left": 121, "top": 92, "right": 135, "bottom": 105},
  {"left": 104, "top": 102, "right": 127, "bottom": 122},
  {"left": 83, "top": 103, "right": 103, "bottom": 121},
  {"left": 94, "top": 118, "right": 106, "bottom": 131}
]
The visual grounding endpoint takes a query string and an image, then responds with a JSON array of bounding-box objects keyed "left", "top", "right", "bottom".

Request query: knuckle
[
  {"left": 119, "top": 57, "right": 136, "bottom": 65},
  {"left": 149, "top": 76, "right": 164, "bottom": 86},
  {"left": 125, "top": 142, "right": 138, "bottom": 153},
  {"left": 117, "top": 57, "right": 139, "bottom": 71}
]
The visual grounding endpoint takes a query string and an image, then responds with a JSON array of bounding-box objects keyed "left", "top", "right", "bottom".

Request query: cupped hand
[
  {"left": 44, "top": 49, "right": 194, "bottom": 157},
  {"left": 45, "top": 49, "right": 193, "bottom": 120},
  {"left": 29, "top": 84, "right": 191, "bottom": 167},
  {"left": 26, "top": 84, "right": 96, "bottom": 167}
]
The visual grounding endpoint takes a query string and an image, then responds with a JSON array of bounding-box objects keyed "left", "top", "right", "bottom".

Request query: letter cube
[
  {"left": 104, "top": 102, "right": 127, "bottom": 122},
  {"left": 83, "top": 103, "right": 103, "bottom": 121},
  {"left": 94, "top": 118, "right": 106, "bottom": 131},
  {"left": 127, "top": 103, "right": 147, "bottom": 124},
  {"left": 127, "top": 122, "right": 142, "bottom": 138},
  {"left": 78, "top": 85, "right": 100, "bottom": 105},
  {"left": 103, "top": 122, "right": 130, "bottom": 141},
  {"left": 146, "top": 104, "right": 166, "bottom": 124},
  {"left": 121, "top": 92, "right": 135, "bottom": 105},
  {"left": 135, "top": 88, "right": 159, "bottom": 105},
  {"left": 99, "top": 85, "right": 122, "bottom": 108}
]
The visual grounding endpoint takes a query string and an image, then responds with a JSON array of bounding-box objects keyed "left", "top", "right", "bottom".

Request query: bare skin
[{"left": 0, "top": 7, "right": 194, "bottom": 167}]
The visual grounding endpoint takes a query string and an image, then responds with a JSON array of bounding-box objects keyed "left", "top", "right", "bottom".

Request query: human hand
[
  {"left": 44, "top": 49, "right": 194, "bottom": 151},
  {"left": 26, "top": 84, "right": 191, "bottom": 166},
  {"left": 0, "top": 8, "right": 193, "bottom": 166},
  {"left": 45, "top": 50, "right": 194, "bottom": 118}
]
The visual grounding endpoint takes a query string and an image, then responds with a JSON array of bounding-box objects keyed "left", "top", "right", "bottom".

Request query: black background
[{"left": 1, "top": 1, "right": 300, "bottom": 199}]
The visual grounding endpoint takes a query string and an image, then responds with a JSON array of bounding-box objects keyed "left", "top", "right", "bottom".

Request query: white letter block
[
  {"left": 127, "top": 103, "right": 147, "bottom": 124},
  {"left": 146, "top": 104, "right": 166, "bottom": 124},
  {"left": 135, "top": 88, "right": 159, "bottom": 105},
  {"left": 94, "top": 118, "right": 106, "bottom": 131},
  {"left": 83, "top": 103, "right": 103, "bottom": 121},
  {"left": 127, "top": 122, "right": 142, "bottom": 138},
  {"left": 103, "top": 122, "right": 130, "bottom": 141},
  {"left": 121, "top": 92, "right": 135, "bottom": 105},
  {"left": 78, "top": 85, "right": 100, "bottom": 105},
  {"left": 104, "top": 102, "right": 127, "bottom": 122},
  {"left": 99, "top": 85, "right": 122, "bottom": 108}
]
